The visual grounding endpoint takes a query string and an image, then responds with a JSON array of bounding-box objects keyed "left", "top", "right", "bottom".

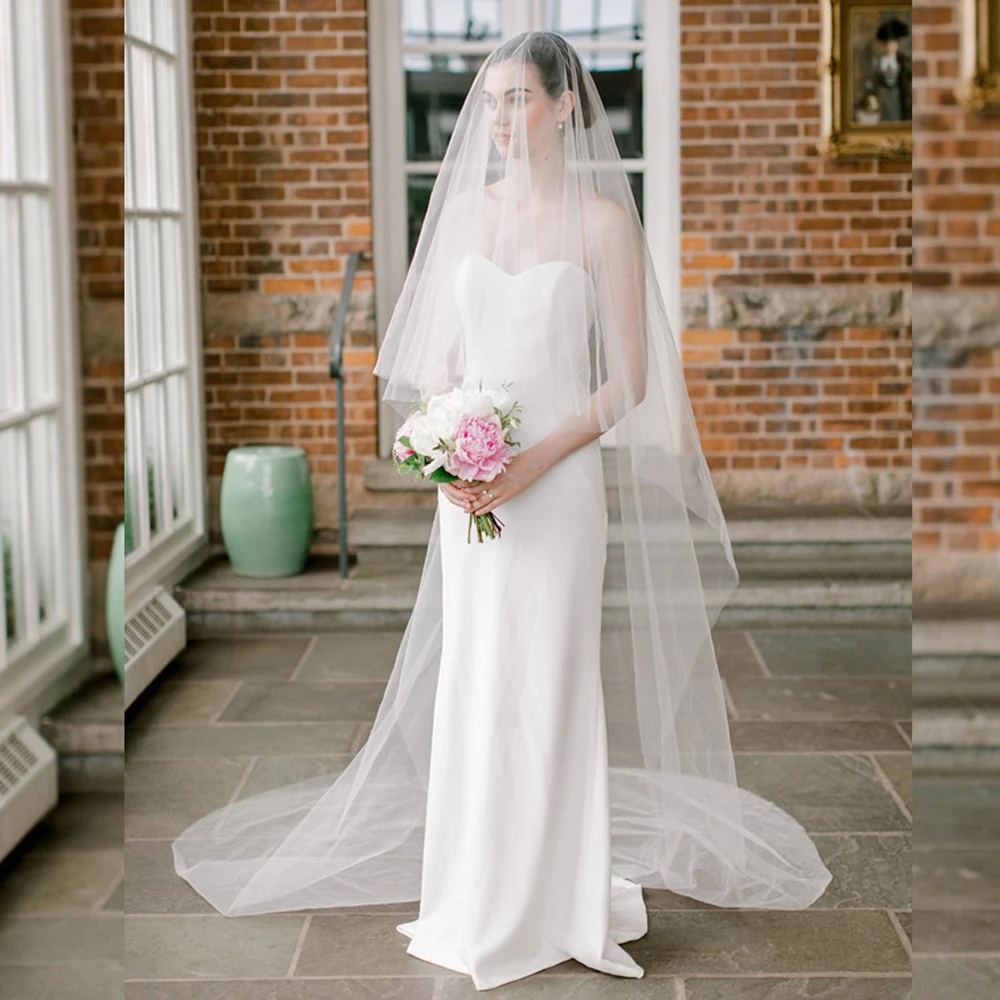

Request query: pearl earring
[{"left": 558, "top": 121, "right": 564, "bottom": 131}]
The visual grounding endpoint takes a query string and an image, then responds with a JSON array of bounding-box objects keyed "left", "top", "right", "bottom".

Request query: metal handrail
[{"left": 329, "top": 251, "right": 361, "bottom": 580}]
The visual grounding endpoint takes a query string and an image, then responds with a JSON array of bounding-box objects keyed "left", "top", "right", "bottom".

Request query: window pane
[
  {"left": 14, "top": 0, "right": 49, "bottom": 183},
  {"left": 136, "top": 216, "right": 163, "bottom": 376},
  {"left": 406, "top": 174, "right": 436, "bottom": 259},
  {"left": 27, "top": 415, "right": 58, "bottom": 629},
  {"left": 126, "top": 0, "right": 153, "bottom": 47},
  {"left": 405, "top": 52, "right": 484, "bottom": 161},
  {"left": 581, "top": 50, "right": 643, "bottom": 158},
  {"left": 128, "top": 45, "right": 157, "bottom": 210},
  {"left": 160, "top": 217, "right": 184, "bottom": 368},
  {"left": 547, "top": 0, "right": 644, "bottom": 44},
  {"left": 125, "top": 217, "right": 139, "bottom": 383},
  {"left": 153, "top": 0, "right": 176, "bottom": 54},
  {"left": 22, "top": 193, "right": 56, "bottom": 406},
  {"left": 165, "top": 374, "right": 188, "bottom": 523},
  {"left": 0, "top": 0, "right": 16, "bottom": 183},
  {"left": 155, "top": 56, "right": 179, "bottom": 210},
  {"left": 0, "top": 194, "right": 22, "bottom": 416},
  {"left": 0, "top": 430, "right": 20, "bottom": 648},
  {"left": 628, "top": 171, "right": 643, "bottom": 224},
  {"left": 404, "top": 0, "right": 501, "bottom": 44},
  {"left": 142, "top": 385, "right": 163, "bottom": 540}
]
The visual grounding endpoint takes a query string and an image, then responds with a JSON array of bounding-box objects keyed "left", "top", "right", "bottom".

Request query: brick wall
[
  {"left": 190, "top": 0, "right": 376, "bottom": 536},
  {"left": 70, "top": 0, "right": 125, "bottom": 647},
  {"left": 679, "top": 0, "right": 912, "bottom": 500},
  {"left": 912, "top": 0, "right": 1000, "bottom": 603}
]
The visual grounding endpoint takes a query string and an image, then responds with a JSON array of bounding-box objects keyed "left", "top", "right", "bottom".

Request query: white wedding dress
[{"left": 395, "top": 252, "right": 648, "bottom": 987}]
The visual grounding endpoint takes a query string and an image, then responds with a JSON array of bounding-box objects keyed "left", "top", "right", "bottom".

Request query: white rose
[{"left": 408, "top": 408, "right": 455, "bottom": 456}]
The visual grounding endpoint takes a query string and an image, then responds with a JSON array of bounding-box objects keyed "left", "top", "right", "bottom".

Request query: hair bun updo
[{"left": 488, "top": 30, "right": 595, "bottom": 131}]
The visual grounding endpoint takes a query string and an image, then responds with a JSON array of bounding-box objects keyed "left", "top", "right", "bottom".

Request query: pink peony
[
  {"left": 392, "top": 438, "right": 414, "bottom": 462},
  {"left": 447, "top": 412, "right": 509, "bottom": 481}
]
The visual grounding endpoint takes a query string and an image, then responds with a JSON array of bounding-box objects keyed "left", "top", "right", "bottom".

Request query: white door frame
[
  {"left": 123, "top": 0, "right": 208, "bottom": 614},
  {"left": 0, "top": 0, "right": 88, "bottom": 722}
]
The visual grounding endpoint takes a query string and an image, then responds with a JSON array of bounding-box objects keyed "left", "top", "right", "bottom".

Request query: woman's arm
[{"left": 529, "top": 198, "right": 648, "bottom": 474}]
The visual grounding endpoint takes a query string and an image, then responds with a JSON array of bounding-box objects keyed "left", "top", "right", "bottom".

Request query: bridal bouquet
[{"left": 392, "top": 382, "right": 522, "bottom": 543}]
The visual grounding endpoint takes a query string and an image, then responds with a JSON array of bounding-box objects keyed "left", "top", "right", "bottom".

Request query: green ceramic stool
[{"left": 219, "top": 446, "right": 314, "bottom": 577}]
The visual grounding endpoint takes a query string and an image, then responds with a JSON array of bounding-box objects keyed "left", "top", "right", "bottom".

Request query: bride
[{"left": 173, "top": 30, "right": 832, "bottom": 991}]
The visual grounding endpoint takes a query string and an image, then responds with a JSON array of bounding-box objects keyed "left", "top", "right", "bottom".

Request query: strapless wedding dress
[{"left": 395, "top": 252, "right": 648, "bottom": 987}]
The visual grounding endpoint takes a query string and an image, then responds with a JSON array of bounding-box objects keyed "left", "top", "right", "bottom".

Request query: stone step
[
  {"left": 38, "top": 665, "right": 124, "bottom": 793},
  {"left": 176, "top": 553, "right": 910, "bottom": 634},
  {"left": 346, "top": 507, "right": 912, "bottom": 579}
]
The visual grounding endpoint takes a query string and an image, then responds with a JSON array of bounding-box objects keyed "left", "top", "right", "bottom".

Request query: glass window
[
  {"left": 546, "top": 0, "right": 644, "bottom": 44},
  {"left": 404, "top": 0, "right": 502, "bottom": 44}
]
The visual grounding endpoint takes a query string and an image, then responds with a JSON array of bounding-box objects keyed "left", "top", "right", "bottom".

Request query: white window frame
[
  {"left": 370, "top": 0, "right": 680, "bottom": 455},
  {"left": 0, "top": 0, "right": 87, "bottom": 719},
  {"left": 124, "top": 0, "right": 207, "bottom": 612}
]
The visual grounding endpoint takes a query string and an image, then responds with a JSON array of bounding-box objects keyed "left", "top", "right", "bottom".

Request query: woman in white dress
[{"left": 173, "top": 31, "right": 832, "bottom": 992}]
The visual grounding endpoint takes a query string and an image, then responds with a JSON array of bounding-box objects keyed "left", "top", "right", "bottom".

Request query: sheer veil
[{"left": 173, "top": 30, "right": 832, "bottom": 915}]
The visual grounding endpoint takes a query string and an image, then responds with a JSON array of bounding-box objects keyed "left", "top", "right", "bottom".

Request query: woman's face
[{"left": 480, "top": 59, "right": 565, "bottom": 160}]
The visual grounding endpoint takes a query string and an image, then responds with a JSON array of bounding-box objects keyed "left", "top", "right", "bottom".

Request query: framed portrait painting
[
  {"left": 958, "top": 0, "right": 1000, "bottom": 108},
  {"left": 819, "top": 1, "right": 912, "bottom": 159}
]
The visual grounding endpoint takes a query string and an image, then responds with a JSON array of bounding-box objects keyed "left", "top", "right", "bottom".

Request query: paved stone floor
[
  {"left": 0, "top": 792, "right": 124, "bottom": 999},
  {"left": 116, "top": 625, "right": 913, "bottom": 998},
  {"left": 912, "top": 761, "right": 1000, "bottom": 1000}
]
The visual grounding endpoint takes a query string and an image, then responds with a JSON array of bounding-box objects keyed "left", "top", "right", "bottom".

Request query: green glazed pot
[
  {"left": 106, "top": 523, "right": 125, "bottom": 684},
  {"left": 219, "top": 445, "right": 314, "bottom": 577}
]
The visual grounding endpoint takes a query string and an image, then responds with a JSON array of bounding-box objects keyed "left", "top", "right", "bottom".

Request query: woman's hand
[{"left": 442, "top": 447, "right": 553, "bottom": 517}]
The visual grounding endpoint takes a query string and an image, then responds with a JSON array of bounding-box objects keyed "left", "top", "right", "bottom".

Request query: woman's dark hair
[{"left": 487, "top": 30, "right": 594, "bottom": 129}]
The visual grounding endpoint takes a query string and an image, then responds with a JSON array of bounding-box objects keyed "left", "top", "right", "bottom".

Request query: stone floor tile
[
  {"left": 735, "top": 754, "right": 910, "bottom": 832},
  {"left": 0, "top": 849, "right": 123, "bottom": 915},
  {"left": 165, "top": 636, "right": 312, "bottom": 681},
  {"left": 914, "top": 847, "right": 1000, "bottom": 910},
  {"left": 912, "top": 956, "right": 1000, "bottom": 1000},
  {"left": 627, "top": 910, "right": 909, "bottom": 976},
  {"left": 811, "top": 833, "right": 911, "bottom": 910},
  {"left": 125, "top": 913, "right": 306, "bottom": 980},
  {"left": 913, "top": 781, "right": 1000, "bottom": 846},
  {"left": 103, "top": 878, "right": 124, "bottom": 912},
  {"left": 875, "top": 754, "right": 913, "bottom": 812},
  {"left": 238, "top": 754, "right": 354, "bottom": 798},
  {"left": 217, "top": 681, "right": 388, "bottom": 723},
  {"left": 125, "top": 841, "right": 215, "bottom": 915},
  {"left": 437, "top": 975, "right": 680, "bottom": 998},
  {"left": 0, "top": 913, "right": 123, "bottom": 963},
  {"left": 126, "top": 680, "right": 243, "bottom": 728},
  {"left": 126, "top": 721, "right": 361, "bottom": 759},
  {"left": 26, "top": 792, "right": 124, "bottom": 853},
  {"left": 713, "top": 632, "right": 767, "bottom": 679},
  {"left": 295, "top": 913, "right": 463, "bottom": 978},
  {"left": 296, "top": 631, "right": 406, "bottom": 681},
  {"left": 124, "top": 982, "right": 434, "bottom": 1000},
  {"left": 125, "top": 758, "right": 249, "bottom": 839},
  {"left": 730, "top": 721, "right": 910, "bottom": 753},
  {"left": 727, "top": 678, "right": 910, "bottom": 722},
  {"left": 685, "top": 978, "right": 912, "bottom": 1000},
  {"left": 913, "top": 910, "right": 1000, "bottom": 954},
  {"left": 0, "top": 961, "right": 124, "bottom": 1000},
  {"left": 751, "top": 630, "right": 911, "bottom": 677}
]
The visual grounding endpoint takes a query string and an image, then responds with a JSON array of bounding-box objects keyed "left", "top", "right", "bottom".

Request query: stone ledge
[
  {"left": 707, "top": 285, "right": 910, "bottom": 330},
  {"left": 202, "top": 289, "right": 374, "bottom": 338},
  {"left": 913, "top": 552, "right": 1000, "bottom": 608},
  {"left": 364, "top": 458, "right": 912, "bottom": 507},
  {"left": 912, "top": 289, "right": 1000, "bottom": 348}
]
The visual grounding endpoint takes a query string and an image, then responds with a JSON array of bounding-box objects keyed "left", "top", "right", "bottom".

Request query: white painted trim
[
  {"left": 0, "top": 0, "right": 87, "bottom": 708},
  {"left": 123, "top": 0, "right": 207, "bottom": 605}
]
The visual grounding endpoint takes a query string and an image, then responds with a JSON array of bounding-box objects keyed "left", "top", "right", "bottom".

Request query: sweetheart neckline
[{"left": 461, "top": 252, "right": 594, "bottom": 288}]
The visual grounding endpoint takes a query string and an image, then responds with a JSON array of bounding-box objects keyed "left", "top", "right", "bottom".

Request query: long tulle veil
[{"left": 172, "top": 30, "right": 832, "bottom": 916}]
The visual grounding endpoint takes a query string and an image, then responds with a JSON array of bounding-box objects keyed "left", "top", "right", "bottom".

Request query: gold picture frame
[
  {"left": 819, "top": 1, "right": 912, "bottom": 160},
  {"left": 957, "top": 0, "right": 1000, "bottom": 108}
]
